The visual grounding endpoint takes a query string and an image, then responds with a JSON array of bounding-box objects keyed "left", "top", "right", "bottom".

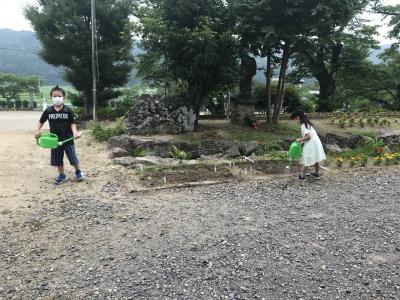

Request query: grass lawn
[{"left": 176, "top": 119, "right": 299, "bottom": 151}]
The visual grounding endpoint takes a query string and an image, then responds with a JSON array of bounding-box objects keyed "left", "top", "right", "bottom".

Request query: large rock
[
  {"left": 130, "top": 156, "right": 166, "bottom": 166},
  {"left": 325, "top": 143, "right": 342, "bottom": 153},
  {"left": 322, "top": 133, "right": 368, "bottom": 149},
  {"left": 108, "top": 147, "right": 130, "bottom": 159},
  {"left": 113, "top": 156, "right": 170, "bottom": 167},
  {"left": 130, "top": 136, "right": 173, "bottom": 158},
  {"left": 113, "top": 157, "right": 137, "bottom": 167},
  {"left": 379, "top": 133, "right": 400, "bottom": 151},
  {"left": 107, "top": 135, "right": 134, "bottom": 152},
  {"left": 225, "top": 144, "right": 241, "bottom": 158},
  {"left": 125, "top": 94, "right": 196, "bottom": 135},
  {"left": 173, "top": 141, "right": 201, "bottom": 159},
  {"left": 199, "top": 140, "right": 234, "bottom": 156},
  {"left": 239, "top": 141, "right": 261, "bottom": 156}
]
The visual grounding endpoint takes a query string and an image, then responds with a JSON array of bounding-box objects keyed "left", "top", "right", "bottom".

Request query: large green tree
[
  {"left": 337, "top": 48, "right": 400, "bottom": 111},
  {"left": 25, "top": 0, "right": 135, "bottom": 118},
  {"left": 231, "top": 0, "right": 341, "bottom": 124},
  {"left": 0, "top": 73, "right": 39, "bottom": 104},
  {"left": 136, "top": 0, "right": 239, "bottom": 129},
  {"left": 291, "top": 0, "right": 375, "bottom": 112}
]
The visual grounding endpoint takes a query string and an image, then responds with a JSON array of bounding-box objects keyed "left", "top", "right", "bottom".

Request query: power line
[{"left": 0, "top": 47, "right": 39, "bottom": 55}]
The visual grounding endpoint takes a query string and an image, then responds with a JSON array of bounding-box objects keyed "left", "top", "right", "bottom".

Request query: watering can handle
[
  {"left": 58, "top": 132, "right": 83, "bottom": 145},
  {"left": 59, "top": 136, "right": 75, "bottom": 145}
]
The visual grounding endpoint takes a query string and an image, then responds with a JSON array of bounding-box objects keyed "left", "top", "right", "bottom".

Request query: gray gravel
[{"left": 1, "top": 170, "right": 400, "bottom": 299}]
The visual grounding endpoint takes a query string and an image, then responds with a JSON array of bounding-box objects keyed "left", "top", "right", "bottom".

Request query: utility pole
[{"left": 91, "top": 0, "right": 97, "bottom": 120}]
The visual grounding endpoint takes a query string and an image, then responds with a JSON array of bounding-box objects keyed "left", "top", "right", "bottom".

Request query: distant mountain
[
  {"left": 0, "top": 29, "right": 66, "bottom": 85},
  {"left": 0, "top": 28, "right": 140, "bottom": 85},
  {"left": 0, "top": 29, "right": 393, "bottom": 85},
  {"left": 253, "top": 44, "right": 392, "bottom": 83}
]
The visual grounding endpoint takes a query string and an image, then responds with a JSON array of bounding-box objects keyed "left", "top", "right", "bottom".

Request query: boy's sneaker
[
  {"left": 76, "top": 170, "right": 85, "bottom": 182},
  {"left": 310, "top": 172, "right": 321, "bottom": 180},
  {"left": 293, "top": 174, "right": 306, "bottom": 181},
  {"left": 55, "top": 173, "right": 67, "bottom": 185}
]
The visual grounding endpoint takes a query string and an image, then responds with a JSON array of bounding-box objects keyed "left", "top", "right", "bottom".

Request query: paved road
[{"left": 0, "top": 111, "right": 48, "bottom": 131}]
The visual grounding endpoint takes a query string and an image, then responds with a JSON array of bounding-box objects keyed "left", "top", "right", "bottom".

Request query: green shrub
[
  {"left": 15, "top": 100, "right": 22, "bottom": 110},
  {"left": 379, "top": 119, "right": 387, "bottom": 127},
  {"left": 89, "top": 118, "right": 127, "bottom": 142},
  {"left": 72, "top": 107, "right": 85, "bottom": 121},
  {"left": 170, "top": 145, "right": 190, "bottom": 160},
  {"left": 97, "top": 106, "right": 118, "bottom": 121},
  {"left": 6, "top": 101, "right": 14, "bottom": 109},
  {"left": 131, "top": 147, "right": 150, "bottom": 157}
]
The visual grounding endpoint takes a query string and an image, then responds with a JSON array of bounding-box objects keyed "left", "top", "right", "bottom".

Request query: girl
[{"left": 291, "top": 110, "right": 326, "bottom": 180}]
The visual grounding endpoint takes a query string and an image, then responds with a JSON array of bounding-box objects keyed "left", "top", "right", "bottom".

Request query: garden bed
[{"left": 134, "top": 159, "right": 291, "bottom": 189}]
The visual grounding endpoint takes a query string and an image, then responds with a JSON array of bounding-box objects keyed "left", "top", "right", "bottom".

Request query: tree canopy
[
  {"left": 0, "top": 73, "right": 39, "bottom": 101},
  {"left": 135, "top": 0, "right": 239, "bottom": 128},
  {"left": 25, "top": 0, "right": 135, "bottom": 118}
]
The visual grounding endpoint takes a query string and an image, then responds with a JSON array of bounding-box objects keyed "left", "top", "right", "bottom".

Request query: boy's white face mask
[{"left": 52, "top": 96, "right": 64, "bottom": 106}]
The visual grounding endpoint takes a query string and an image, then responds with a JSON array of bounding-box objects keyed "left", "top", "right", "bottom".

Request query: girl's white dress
[{"left": 301, "top": 124, "right": 326, "bottom": 166}]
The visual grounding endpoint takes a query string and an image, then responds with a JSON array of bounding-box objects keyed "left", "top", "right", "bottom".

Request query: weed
[
  {"left": 131, "top": 147, "right": 150, "bottom": 157},
  {"left": 170, "top": 146, "right": 191, "bottom": 160},
  {"left": 89, "top": 117, "right": 127, "bottom": 142}
]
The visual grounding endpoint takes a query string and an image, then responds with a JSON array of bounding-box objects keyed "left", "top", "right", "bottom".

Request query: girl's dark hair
[
  {"left": 50, "top": 85, "right": 65, "bottom": 97},
  {"left": 290, "top": 110, "right": 313, "bottom": 129}
]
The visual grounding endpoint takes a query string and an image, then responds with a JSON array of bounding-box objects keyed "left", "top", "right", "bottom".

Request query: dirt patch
[
  {"left": 137, "top": 160, "right": 291, "bottom": 188},
  {"left": 0, "top": 129, "right": 130, "bottom": 213}
]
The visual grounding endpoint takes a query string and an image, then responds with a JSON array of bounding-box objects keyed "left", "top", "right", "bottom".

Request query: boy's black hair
[
  {"left": 290, "top": 109, "right": 313, "bottom": 129},
  {"left": 50, "top": 85, "right": 65, "bottom": 97}
]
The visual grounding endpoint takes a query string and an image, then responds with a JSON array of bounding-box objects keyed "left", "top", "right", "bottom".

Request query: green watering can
[
  {"left": 37, "top": 133, "right": 77, "bottom": 149},
  {"left": 288, "top": 141, "right": 302, "bottom": 160}
]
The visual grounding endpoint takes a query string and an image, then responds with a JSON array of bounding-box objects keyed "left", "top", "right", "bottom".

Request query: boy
[{"left": 34, "top": 85, "right": 84, "bottom": 184}]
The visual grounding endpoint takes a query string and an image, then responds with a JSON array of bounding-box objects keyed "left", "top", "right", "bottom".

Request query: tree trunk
[
  {"left": 394, "top": 83, "right": 400, "bottom": 111},
  {"left": 230, "top": 54, "right": 257, "bottom": 124},
  {"left": 28, "top": 92, "right": 34, "bottom": 110},
  {"left": 317, "top": 78, "right": 336, "bottom": 112},
  {"left": 265, "top": 51, "right": 273, "bottom": 124},
  {"left": 238, "top": 54, "right": 257, "bottom": 100},
  {"left": 189, "top": 83, "right": 202, "bottom": 131},
  {"left": 193, "top": 93, "right": 202, "bottom": 131},
  {"left": 84, "top": 96, "right": 93, "bottom": 120},
  {"left": 272, "top": 43, "right": 291, "bottom": 125},
  {"left": 315, "top": 42, "right": 342, "bottom": 112}
]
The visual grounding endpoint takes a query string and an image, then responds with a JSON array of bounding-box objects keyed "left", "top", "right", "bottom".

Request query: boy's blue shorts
[{"left": 51, "top": 144, "right": 79, "bottom": 167}]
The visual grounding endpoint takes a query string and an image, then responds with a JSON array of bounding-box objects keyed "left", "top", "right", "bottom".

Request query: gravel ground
[{"left": 1, "top": 169, "right": 400, "bottom": 299}]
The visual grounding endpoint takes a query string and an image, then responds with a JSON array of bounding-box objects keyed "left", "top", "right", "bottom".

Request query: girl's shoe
[
  {"left": 55, "top": 173, "right": 67, "bottom": 185},
  {"left": 310, "top": 172, "right": 321, "bottom": 180},
  {"left": 293, "top": 174, "right": 306, "bottom": 181}
]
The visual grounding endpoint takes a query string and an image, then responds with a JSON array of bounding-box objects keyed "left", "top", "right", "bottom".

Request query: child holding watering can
[
  {"left": 291, "top": 110, "right": 326, "bottom": 181},
  {"left": 34, "top": 86, "right": 84, "bottom": 185}
]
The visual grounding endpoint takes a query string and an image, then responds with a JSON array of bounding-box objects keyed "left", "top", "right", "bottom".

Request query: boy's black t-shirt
[{"left": 39, "top": 105, "right": 75, "bottom": 145}]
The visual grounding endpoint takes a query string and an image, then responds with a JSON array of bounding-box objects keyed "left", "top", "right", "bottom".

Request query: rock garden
[{"left": 92, "top": 98, "right": 400, "bottom": 191}]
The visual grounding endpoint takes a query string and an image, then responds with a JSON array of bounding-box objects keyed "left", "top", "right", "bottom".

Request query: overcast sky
[{"left": 0, "top": 0, "right": 399, "bottom": 44}]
